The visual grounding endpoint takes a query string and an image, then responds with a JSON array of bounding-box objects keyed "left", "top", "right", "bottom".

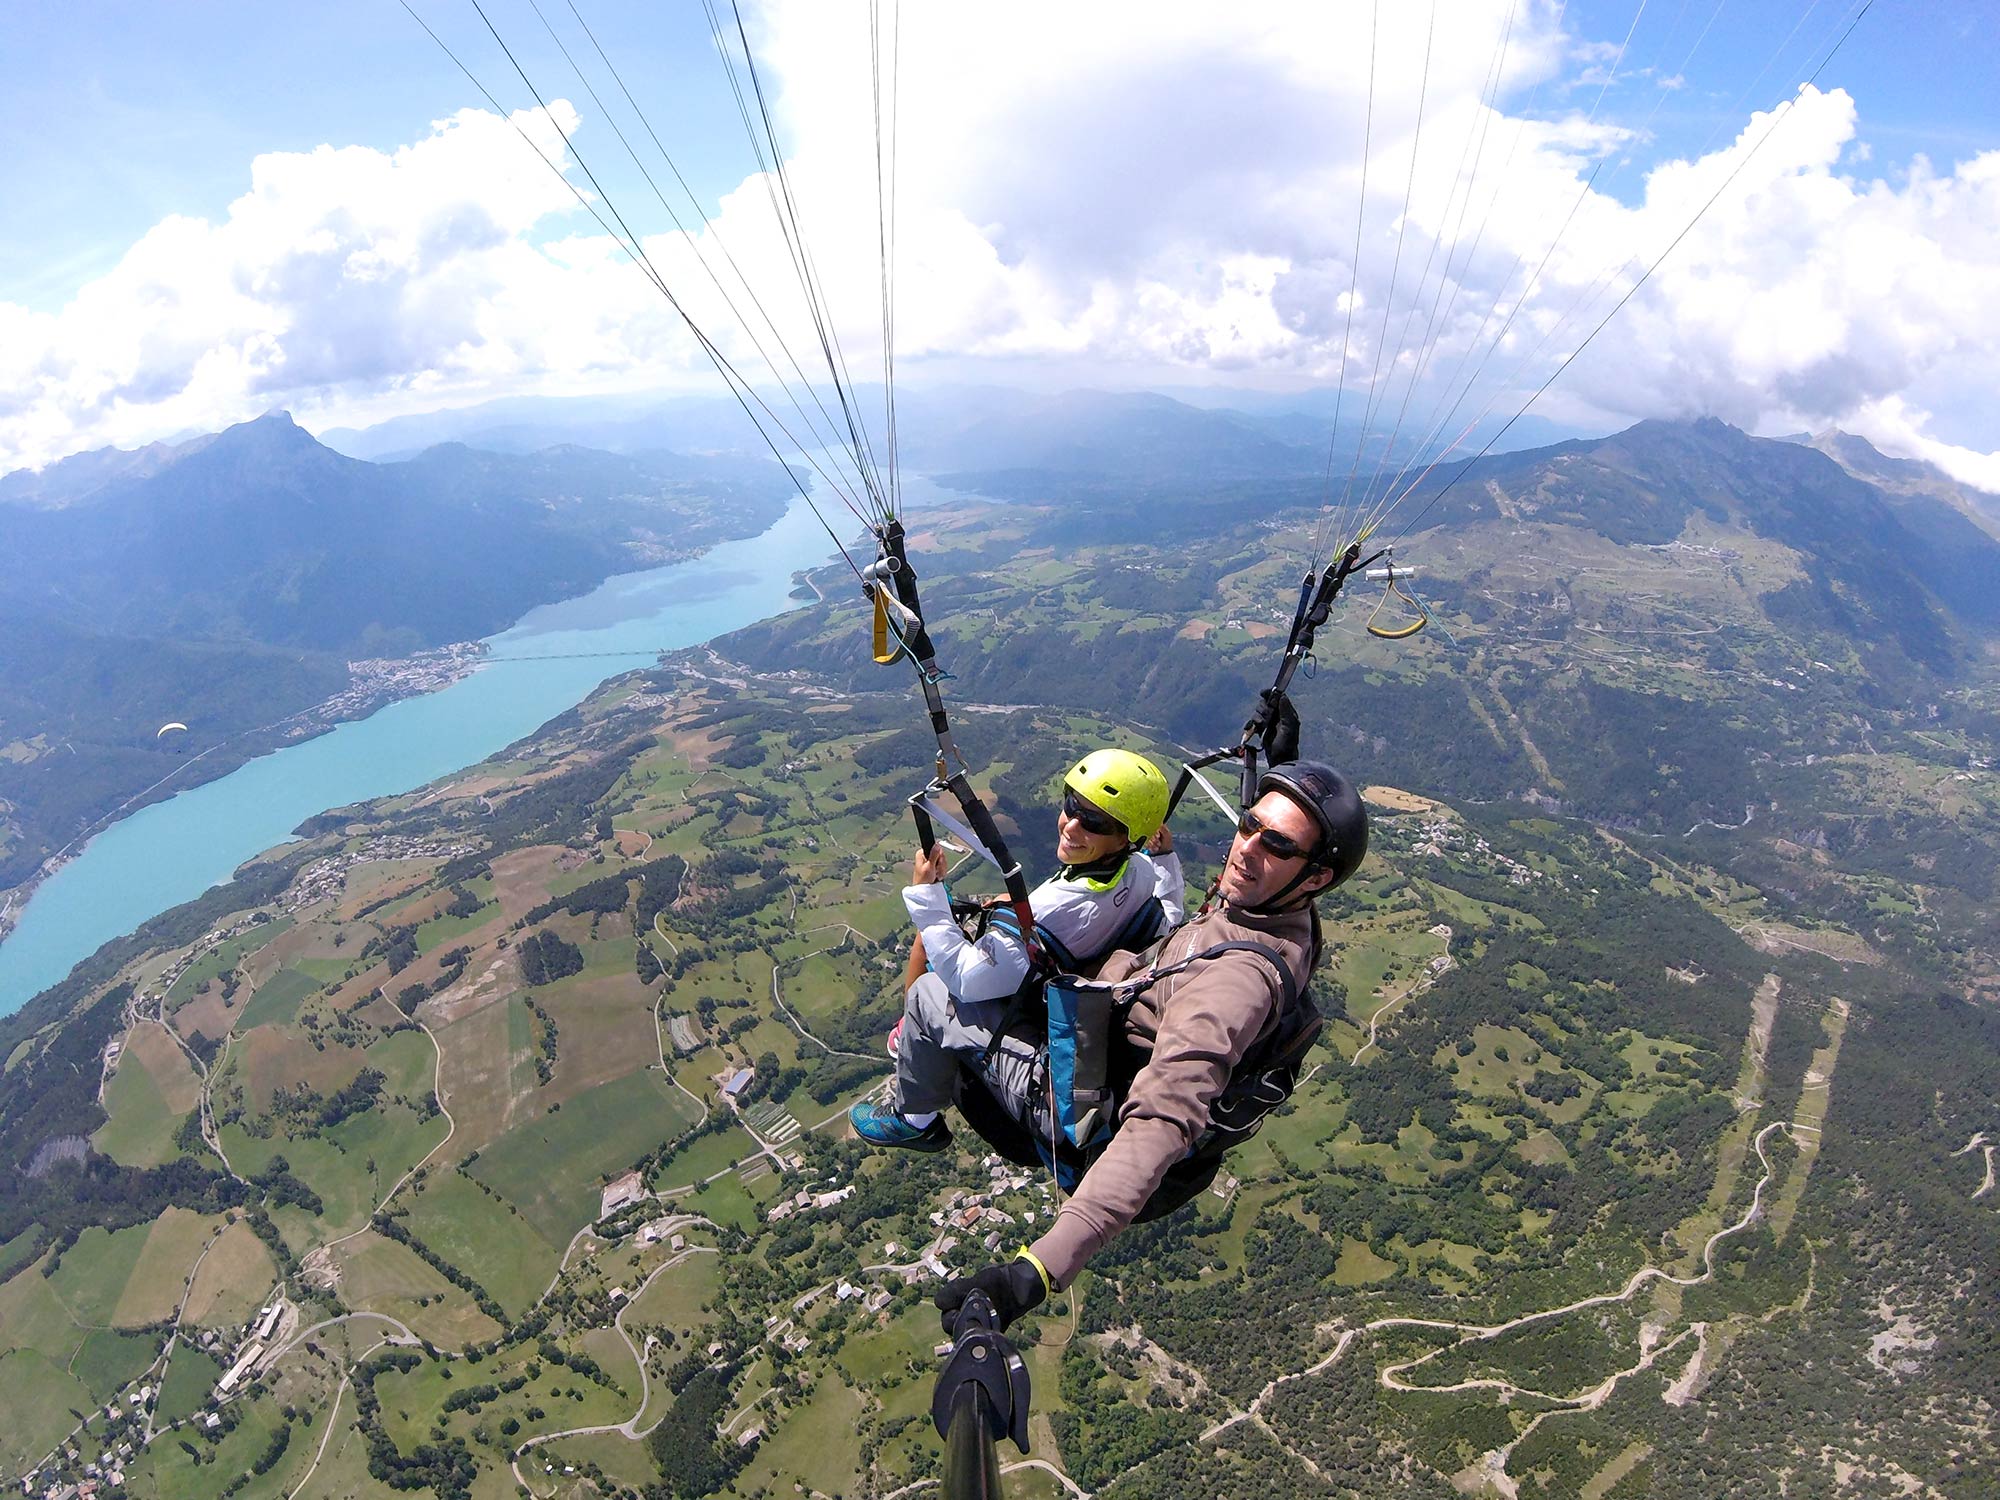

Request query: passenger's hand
[
  {"left": 912, "top": 846, "right": 949, "bottom": 886},
  {"left": 1147, "top": 825, "right": 1175, "bottom": 855},
  {"left": 935, "top": 1254, "right": 1050, "bottom": 1335}
]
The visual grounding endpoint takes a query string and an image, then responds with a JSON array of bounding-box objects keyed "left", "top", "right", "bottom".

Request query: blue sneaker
[{"left": 849, "top": 1099, "right": 951, "bottom": 1152}]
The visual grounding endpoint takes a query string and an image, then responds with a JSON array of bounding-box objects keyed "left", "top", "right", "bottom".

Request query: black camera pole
[{"left": 931, "top": 1290, "right": 1031, "bottom": 1500}]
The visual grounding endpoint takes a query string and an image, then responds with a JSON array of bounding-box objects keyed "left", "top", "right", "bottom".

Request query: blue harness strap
[{"left": 1042, "top": 938, "right": 1304, "bottom": 1156}]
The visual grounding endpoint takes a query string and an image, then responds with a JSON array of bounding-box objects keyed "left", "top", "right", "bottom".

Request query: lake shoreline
[
  {"left": 0, "top": 491, "right": 855, "bottom": 1014},
  {"left": 0, "top": 640, "right": 492, "bottom": 950}
]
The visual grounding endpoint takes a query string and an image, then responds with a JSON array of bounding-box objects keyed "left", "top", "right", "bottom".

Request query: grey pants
[{"left": 894, "top": 973, "right": 1045, "bottom": 1129}]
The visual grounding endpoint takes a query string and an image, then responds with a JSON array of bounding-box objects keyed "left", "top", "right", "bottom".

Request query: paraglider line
[
  {"left": 400, "top": 0, "right": 877, "bottom": 585},
  {"left": 1389, "top": 0, "right": 1877, "bottom": 545},
  {"left": 543, "top": 0, "right": 885, "bottom": 511},
  {"left": 1312, "top": 0, "right": 1378, "bottom": 569}
]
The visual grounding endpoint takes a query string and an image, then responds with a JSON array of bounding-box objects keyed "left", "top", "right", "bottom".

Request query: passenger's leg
[
  {"left": 851, "top": 974, "right": 1002, "bottom": 1152},
  {"left": 901, "top": 930, "right": 928, "bottom": 993},
  {"left": 973, "top": 1025, "right": 1046, "bottom": 1140},
  {"left": 894, "top": 973, "right": 1005, "bottom": 1117},
  {"left": 887, "top": 932, "right": 929, "bottom": 1059}
]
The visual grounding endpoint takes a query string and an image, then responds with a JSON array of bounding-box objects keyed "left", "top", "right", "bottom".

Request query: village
[
  {"left": 19, "top": 1296, "right": 293, "bottom": 1500},
  {"left": 277, "top": 644, "right": 491, "bottom": 742},
  {"left": 1399, "top": 811, "right": 1550, "bottom": 887}
]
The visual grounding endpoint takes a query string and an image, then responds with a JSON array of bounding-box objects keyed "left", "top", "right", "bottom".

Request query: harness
[
  {"left": 956, "top": 911, "right": 1324, "bottom": 1223},
  {"left": 951, "top": 854, "right": 1172, "bottom": 1006}
]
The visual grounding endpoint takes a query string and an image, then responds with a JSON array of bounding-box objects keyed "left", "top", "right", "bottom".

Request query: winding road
[
  {"left": 284, "top": 1327, "right": 394, "bottom": 1500},
  {"left": 1954, "top": 1133, "right": 1996, "bottom": 1200},
  {"left": 1349, "top": 969, "right": 1441, "bottom": 1065},
  {"left": 1197, "top": 1120, "right": 1809, "bottom": 1488},
  {"left": 306, "top": 1018, "right": 456, "bottom": 1268}
]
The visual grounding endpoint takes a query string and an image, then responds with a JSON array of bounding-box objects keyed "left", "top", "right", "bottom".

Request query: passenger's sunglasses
[
  {"left": 1235, "top": 808, "right": 1314, "bottom": 863},
  {"left": 1062, "top": 789, "right": 1127, "bottom": 839}
]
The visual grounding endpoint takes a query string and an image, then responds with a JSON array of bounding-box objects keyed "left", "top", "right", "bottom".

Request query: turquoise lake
[{"left": 0, "top": 491, "right": 865, "bottom": 1013}]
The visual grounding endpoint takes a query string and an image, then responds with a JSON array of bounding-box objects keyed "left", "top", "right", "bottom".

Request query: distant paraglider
[
  {"left": 156, "top": 722, "right": 189, "bottom": 752},
  {"left": 156, "top": 722, "right": 188, "bottom": 737}
]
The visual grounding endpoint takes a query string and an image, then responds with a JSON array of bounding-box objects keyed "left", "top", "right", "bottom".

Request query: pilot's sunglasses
[
  {"left": 1062, "top": 790, "right": 1126, "bottom": 839},
  {"left": 1236, "top": 808, "right": 1310, "bottom": 862}
]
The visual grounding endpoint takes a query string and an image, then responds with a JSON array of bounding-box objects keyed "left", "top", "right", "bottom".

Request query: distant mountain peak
[
  {"left": 1806, "top": 427, "right": 2000, "bottom": 540},
  {"left": 221, "top": 408, "right": 308, "bottom": 438},
  {"left": 198, "top": 408, "right": 342, "bottom": 464}
]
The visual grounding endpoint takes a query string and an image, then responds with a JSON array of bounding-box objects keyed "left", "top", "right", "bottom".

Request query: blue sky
[
  {"left": 1, "top": 1, "right": 754, "bottom": 310},
  {"left": 4, "top": 1, "right": 1999, "bottom": 486},
  {"left": 7, "top": 0, "right": 1994, "bottom": 313},
  {"left": 1585, "top": 0, "right": 2000, "bottom": 200}
]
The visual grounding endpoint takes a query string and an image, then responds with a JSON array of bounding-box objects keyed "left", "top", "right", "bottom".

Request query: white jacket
[{"left": 902, "top": 850, "right": 1185, "bottom": 1005}]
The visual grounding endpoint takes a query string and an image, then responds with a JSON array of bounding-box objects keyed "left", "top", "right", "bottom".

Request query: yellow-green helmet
[{"left": 1063, "top": 748, "right": 1170, "bottom": 843}]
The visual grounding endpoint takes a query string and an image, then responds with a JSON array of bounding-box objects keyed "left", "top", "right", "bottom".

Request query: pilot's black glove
[
  {"left": 935, "top": 1251, "right": 1051, "bottom": 1335},
  {"left": 1258, "top": 687, "right": 1301, "bottom": 766}
]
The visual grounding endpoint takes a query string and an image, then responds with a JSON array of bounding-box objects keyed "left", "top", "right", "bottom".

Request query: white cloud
[
  {"left": 4, "top": 0, "right": 1998, "bottom": 493},
  {"left": 1542, "top": 94, "right": 2000, "bottom": 489},
  {"left": 0, "top": 101, "right": 707, "bottom": 470}
]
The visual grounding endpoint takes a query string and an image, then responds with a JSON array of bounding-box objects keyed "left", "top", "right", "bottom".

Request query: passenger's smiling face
[{"left": 1055, "top": 790, "right": 1129, "bottom": 865}]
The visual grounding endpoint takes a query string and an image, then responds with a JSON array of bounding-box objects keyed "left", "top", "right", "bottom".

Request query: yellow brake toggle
[
  {"left": 871, "top": 585, "right": 903, "bottom": 664},
  {"left": 1365, "top": 568, "right": 1428, "bottom": 641}
]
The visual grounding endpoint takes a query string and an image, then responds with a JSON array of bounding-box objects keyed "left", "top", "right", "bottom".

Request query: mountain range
[
  {"left": 4, "top": 392, "right": 1995, "bottom": 931},
  {"left": 316, "top": 384, "right": 1592, "bottom": 479}
]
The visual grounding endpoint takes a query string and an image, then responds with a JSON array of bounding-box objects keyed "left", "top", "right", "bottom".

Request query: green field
[
  {"left": 399, "top": 1168, "right": 560, "bottom": 1319},
  {"left": 165, "top": 917, "right": 292, "bottom": 1008},
  {"left": 625, "top": 1249, "right": 722, "bottom": 1341},
  {"left": 45, "top": 1220, "right": 156, "bottom": 1327},
  {"left": 687, "top": 1170, "right": 762, "bottom": 1232},
  {"left": 71, "top": 1327, "right": 160, "bottom": 1401},
  {"left": 0, "top": 1224, "right": 42, "bottom": 1279},
  {"left": 468, "top": 1069, "right": 702, "bottom": 1244},
  {"left": 415, "top": 884, "right": 500, "bottom": 954},
  {"left": 183, "top": 1219, "right": 279, "bottom": 1328},
  {"left": 734, "top": 1369, "right": 869, "bottom": 1497},
  {"left": 237, "top": 968, "right": 321, "bottom": 1029},
  {"left": 0, "top": 1347, "right": 92, "bottom": 1473},
  {"left": 333, "top": 1233, "right": 503, "bottom": 1350},
  {"left": 115, "top": 1211, "right": 224, "bottom": 1326},
  {"left": 224, "top": 1098, "right": 445, "bottom": 1241},
  {"left": 93, "top": 1047, "right": 191, "bottom": 1167},
  {"left": 368, "top": 1025, "right": 443, "bottom": 1093},
  {"left": 374, "top": 1343, "right": 633, "bottom": 1457},
  {"left": 217, "top": 1023, "right": 450, "bottom": 1241},
  {"left": 155, "top": 1341, "right": 224, "bottom": 1427},
  {"left": 137, "top": 1393, "right": 296, "bottom": 1500},
  {"left": 287, "top": 1380, "right": 374, "bottom": 1500},
  {"left": 0, "top": 1259, "right": 82, "bottom": 1365},
  {"left": 537, "top": 1431, "right": 660, "bottom": 1494}
]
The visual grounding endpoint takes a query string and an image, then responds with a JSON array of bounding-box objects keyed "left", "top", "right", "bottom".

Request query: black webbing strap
[
  {"left": 872, "top": 521, "right": 1040, "bottom": 957},
  {"left": 1079, "top": 937, "right": 1301, "bottom": 1019},
  {"left": 1165, "top": 541, "right": 1381, "bottom": 820}
]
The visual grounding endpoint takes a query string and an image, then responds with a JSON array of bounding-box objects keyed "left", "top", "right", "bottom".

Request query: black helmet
[{"left": 1257, "top": 760, "right": 1369, "bottom": 890}]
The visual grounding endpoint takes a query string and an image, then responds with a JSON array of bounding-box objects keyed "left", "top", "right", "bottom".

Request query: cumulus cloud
[
  {"left": 0, "top": 101, "right": 709, "bottom": 470},
  {"left": 4, "top": 0, "right": 1999, "bottom": 492}
]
